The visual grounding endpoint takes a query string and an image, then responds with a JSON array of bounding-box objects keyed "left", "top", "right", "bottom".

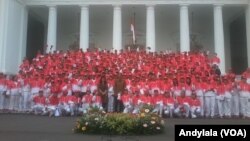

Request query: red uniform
[{"left": 33, "top": 96, "right": 46, "bottom": 105}]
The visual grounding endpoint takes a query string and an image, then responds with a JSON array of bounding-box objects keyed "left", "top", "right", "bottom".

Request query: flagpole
[{"left": 134, "top": 12, "right": 136, "bottom": 45}]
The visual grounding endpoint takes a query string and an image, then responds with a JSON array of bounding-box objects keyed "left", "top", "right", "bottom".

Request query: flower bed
[{"left": 73, "top": 105, "right": 165, "bottom": 135}]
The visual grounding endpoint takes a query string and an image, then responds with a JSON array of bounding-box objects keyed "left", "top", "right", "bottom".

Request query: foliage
[{"left": 73, "top": 104, "right": 165, "bottom": 135}]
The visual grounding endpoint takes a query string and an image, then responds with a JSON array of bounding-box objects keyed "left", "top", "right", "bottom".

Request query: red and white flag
[{"left": 131, "top": 23, "right": 135, "bottom": 45}]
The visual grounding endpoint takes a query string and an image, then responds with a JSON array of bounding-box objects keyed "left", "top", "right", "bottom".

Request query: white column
[
  {"left": 46, "top": 5, "right": 57, "bottom": 53},
  {"left": 19, "top": 6, "right": 28, "bottom": 65},
  {"left": 180, "top": 4, "right": 190, "bottom": 52},
  {"left": 146, "top": 5, "right": 156, "bottom": 52},
  {"left": 0, "top": 0, "right": 9, "bottom": 72},
  {"left": 112, "top": 5, "right": 122, "bottom": 52},
  {"left": 246, "top": 4, "right": 250, "bottom": 67},
  {"left": 80, "top": 5, "right": 89, "bottom": 52},
  {"left": 214, "top": 4, "right": 226, "bottom": 74}
]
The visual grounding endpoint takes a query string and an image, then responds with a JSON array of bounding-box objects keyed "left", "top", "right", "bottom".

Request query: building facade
[{"left": 0, "top": 0, "right": 250, "bottom": 74}]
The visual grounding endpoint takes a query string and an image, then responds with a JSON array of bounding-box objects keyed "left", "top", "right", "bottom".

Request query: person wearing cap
[
  {"left": 7, "top": 75, "right": 21, "bottom": 112},
  {"left": 239, "top": 76, "right": 250, "bottom": 118},
  {"left": 174, "top": 90, "right": 191, "bottom": 118},
  {"left": 19, "top": 75, "right": 31, "bottom": 113},
  {"left": 162, "top": 91, "right": 175, "bottom": 118},
  {"left": 32, "top": 90, "right": 46, "bottom": 115},
  {"left": 171, "top": 78, "right": 181, "bottom": 99},
  {"left": 92, "top": 90, "right": 103, "bottom": 110},
  {"left": 204, "top": 78, "right": 216, "bottom": 118},
  {"left": 132, "top": 90, "right": 140, "bottom": 114},
  {"left": 215, "top": 78, "right": 226, "bottom": 118},
  {"left": 194, "top": 76, "right": 205, "bottom": 117},
  {"left": 47, "top": 93, "right": 59, "bottom": 117},
  {"left": 81, "top": 76, "right": 89, "bottom": 94},
  {"left": 231, "top": 77, "right": 240, "bottom": 118},
  {"left": 121, "top": 89, "right": 133, "bottom": 113},
  {"left": 223, "top": 78, "right": 232, "bottom": 118},
  {"left": 81, "top": 89, "right": 93, "bottom": 114},
  {"left": 72, "top": 75, "right": 82, "bottom": 93},
  {"left": 190, "top": 91, "right": 201, "bottom": 118},
  {"left": 90, "top": 75, "right": 98, "bottom": 94},
  {"left": 152, "top": 89, "right": 164, "bottom": 117},
  {"left": 58, "top": 91, "right": 69, "bottom": 116}
]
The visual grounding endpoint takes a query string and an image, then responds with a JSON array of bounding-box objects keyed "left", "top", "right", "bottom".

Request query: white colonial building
[{"left": 0, "top": 0, "right": 250, "bottom": 74}]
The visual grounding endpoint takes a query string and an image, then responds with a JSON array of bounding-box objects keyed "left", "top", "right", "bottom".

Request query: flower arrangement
[{"left": 73, "top": 105, "right": 165, "bottom": 135}]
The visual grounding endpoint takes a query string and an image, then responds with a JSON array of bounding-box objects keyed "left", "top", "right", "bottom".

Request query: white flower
[
  {"left": 156, "top": 127, "right": 161, "bottom": 130},
  {"left": 145, "top": 109, "right": 150, "bottom": 113},
  {"left": 85, "top": 122, "right": 89, "bottom": 125},
  {"left": 151, "top": 121, "right": 156, "bottom": 124},
  {"left": 143, "top": 123, "right": 148, "bottom": 128},
  {"left": 94, "top": 117, "right": 99, "bottom": 121}
]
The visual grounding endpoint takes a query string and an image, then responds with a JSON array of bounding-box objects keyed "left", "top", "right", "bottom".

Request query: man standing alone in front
[{"left": 113, "top": 73, "right": 126, "bottom": 112}]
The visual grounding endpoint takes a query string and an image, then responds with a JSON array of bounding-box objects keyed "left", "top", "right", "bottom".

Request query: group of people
[{"left": 0, "top": 48, "right": 249, "bottom": 119}]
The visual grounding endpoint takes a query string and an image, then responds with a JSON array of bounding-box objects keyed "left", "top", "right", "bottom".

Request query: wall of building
[{"left": 56, "top": 6, "right": 216, "bottom": 53}]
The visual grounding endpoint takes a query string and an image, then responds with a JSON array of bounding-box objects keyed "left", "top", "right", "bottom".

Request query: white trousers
[
  {"left": 32, "top": 104, "right": 46, "bottom": 114},
  {"left": 22, "top": 92, "right": 31, "bottom": 111},
  {"left": 190, "top": 106, "right": 201, "bottom": 118},
  {"left": 163, "top": 104, "right": 174, "bottom": 118},
  {"left": 231, "top": 91, "right": 240, "bottom": 116},
  {"left": 59, "top": 103, "right": 77, "bottom": 116},
  {"left": 81, "top": 103, "right": 90, "bottom": 114},
  {"left": 9, "top": 93, "right": 20, "bottom": 111},
  {"left": 224, "top": 92, "right": 232, "bottom": 117},
  {"left": 197, "top": 95, "right": 204, "bottom": 116},
  {"left": 216, "top": 95, "right": 225, "bottom": 117},
  {"left": 204, "top": 91, "right": 216, "bottom": 118},
  {"left": 152, "top": 104, "right": 164, "bottom": 116},
  {"left": 0, "top": 91, "right": 4, "bottom": 109},
  {"left": 47, "top": 105, "right": 57, "bottom": 116},
  {"left": 174, "top": 104, "right": 190, "bottom": 118},
  {"left": 239, "top": 91, "right": 249, "bottom": 117}
]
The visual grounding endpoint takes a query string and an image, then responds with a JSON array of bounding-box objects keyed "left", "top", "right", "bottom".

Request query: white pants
[
  {"left": 132, "top": 105, "right": 140, "bottom": 114},
  {"left": 153, "top": 104, "right": 164, "bottom": 116},
  {"left": 92, "top": 103, "right": 103, "bottom": 110},
  {"left": 47, "top": 105, "right": 57, "bottom": 116},
  {"left": 196, "top": 90, "right": 204, "bottom": 116},
  {"left": 204, "top": 91, "right": 216, "bottom": 118},
  {"left": 174, "top": 104, "right": 190, "bottom": 118},
  {"left": 216, "top": 95, "right": 225, "bottom": 117},
  {"left": 0, "top": 91, "right": 4, "bottom": 109},
  {"left": 81, "top": 103, "right": 90, "bottom": 114},
  {"left": 231, "top": 90, "right": 240, "bottom": 116},
  {"left": 163, "top": 104, "right": 174, "bottom": 118},
  {"left": 247, "top": 97, "right": 250, "bottom": 118},
  {"left": 123, "top": 103, "right": 133, "bottom": 113},
  {"left": 32, "top": 104, "right": 46, "bottom": 115},
  {"left": 190, "top": 106, "right": 201, "bottom": 118},
  {"left": 9, "top": 93, "right": 20, "bottom": 111},
  {"left": 59, "top": 103, "right": 77, "bottom": 116},
  {"left": 21, "top": 92, "right": 31, "bottom": 111},
  {"left": 90, "top": 86, "right": 97, "bottom": 94},
  {"left": 224, "top": 92, "right": 232, "bottom": 117},
  {"left": 239, "top": 91, "right": 249, "bottom": 117}
]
